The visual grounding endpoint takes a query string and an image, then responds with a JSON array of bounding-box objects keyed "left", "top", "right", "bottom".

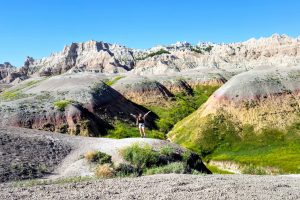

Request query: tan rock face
[
  {"left": 0, "top": 61, "right": 29, "bottom": 84},
  {"left": 0, "top": 62, "right": 15, "bottom": 80},
  {"left": 0, "top": 34, "right": 292, "bottom": 80},
  {"left": 27, "top": 41, "right": 135, "bottom": 76},
  {"left": 133, "top": 34, "right": 300, "bottom": 75}
]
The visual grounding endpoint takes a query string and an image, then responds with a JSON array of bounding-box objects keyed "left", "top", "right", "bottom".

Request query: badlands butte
[{"left": 0, "top": 34, "right": 300, "bottom": 195}]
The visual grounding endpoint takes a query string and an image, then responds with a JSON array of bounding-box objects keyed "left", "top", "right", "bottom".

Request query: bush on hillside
[
  {"left": 53, "top": 100, "right": 72, "bottom": 111},
  {"left": 145, "top": 162, "right": 186, "bottom": 175},
  {"left": 85, "top": 151, "right": 112, "bottom": 164},
  {"left": 121, "top": 143, "right": 159, "bottom": 169}
]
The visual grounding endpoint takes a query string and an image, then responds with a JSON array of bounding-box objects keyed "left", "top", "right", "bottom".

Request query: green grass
[
  {"left": 145, "top": 162, "right": 186, "bottom": 175},
  {"left": 104, "top": 76, "right": 124, "bottom": 86},
  {"left": 241, "top": 164, "right": 268, "bottom": 175},
  {"left": 147, "top": 85, "right": 220, "bottom": 134},
  {"left": 207, "top": 119, "right": 300, "bottom": 174},
  {"left": 105, "top": 121, "right": 165, "bottom": 139},
  {"left": 0, "top": 79, "right": 43, "bottom": 101},
  {"left": 211, "top": 140, "right": 300, "bottom": 174},
  {"left": 53, "top": 100, "right": 73, "bottom": 111},
  {"left": 159, "top": 145, "right": 175, "bottom": 157},
  {"left": 172, "top": 113, "right": 300, "bottom": 174},
  {"left": 190, "top": 46, "right": 213, "bottom": 54},
  {"left": 206, "top": 164, "right": 234, "bottom": 174}
]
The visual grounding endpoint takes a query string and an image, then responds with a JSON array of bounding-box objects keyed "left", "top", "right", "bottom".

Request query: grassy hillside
[
  {"left": 168, "top": 112, "right": 300, "bottom": 174},
  {"left": 105, "top": 85, "right": 219, "bottom": 139}
]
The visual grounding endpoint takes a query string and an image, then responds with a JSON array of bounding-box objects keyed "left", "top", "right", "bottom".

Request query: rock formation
[{"left": 1, "top": 34, "right": 300, "bottom": 83}]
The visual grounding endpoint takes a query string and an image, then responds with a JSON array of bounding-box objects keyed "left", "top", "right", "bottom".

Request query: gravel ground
[{"left": 0, "top": 174, "right": 299, "bottom": 200}]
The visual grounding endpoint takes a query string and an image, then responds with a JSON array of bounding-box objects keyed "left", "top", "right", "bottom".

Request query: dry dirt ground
[{"left": 0, "top": 174, "right": 299, "bottom": 200}]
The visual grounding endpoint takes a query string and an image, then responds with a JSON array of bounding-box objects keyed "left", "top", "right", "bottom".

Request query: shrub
[
  {"left": 182, "top": 150, "right": 192, "bottom": 162},
  {"left": 114, "top": 163, "right": 140, "bottom": 177},
  {"left": 242, "top": 164, "right": 267, "bottom": 175},
  {"left": 145, "top": 162, "right": 186, "bottom": 175},
  {"left": 53, "top": 100, "right": 72, "bottom": 111},
  {"left": 203, "top": 45, "right": 213, "bottom": 52},
  {"left": 95, "top": 164, "right": 114, "bottom": 178},
  {"left": 159, "top": 145, "right": 175, "bottom": 157},
  {"left": 85, "top": 151, "right": 112, "bottom": 164},
  {"left": 121, "top": 143, "right": 159, "bottom": 169}
]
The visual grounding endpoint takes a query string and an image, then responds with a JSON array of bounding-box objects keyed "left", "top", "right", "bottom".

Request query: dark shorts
[{"left": 138, "top": 123, "right": 145, "bottom": 128}]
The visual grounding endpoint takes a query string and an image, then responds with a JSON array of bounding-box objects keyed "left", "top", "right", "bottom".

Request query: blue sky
[{"left": 1, "top": 0, "right": 300, "bottom": 66}]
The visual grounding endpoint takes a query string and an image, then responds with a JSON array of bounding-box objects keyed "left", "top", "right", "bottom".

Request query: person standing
[{"left": 130, "top": 111, "right": 151, "bottom": 138}]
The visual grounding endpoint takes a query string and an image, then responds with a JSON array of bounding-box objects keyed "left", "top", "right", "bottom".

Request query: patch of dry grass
[{"left": 95, "top": 164, "right": 114, "bottom": 178}]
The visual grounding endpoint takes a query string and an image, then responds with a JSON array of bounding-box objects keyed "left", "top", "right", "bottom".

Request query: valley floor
[{"left": 0, "top": 174, "right": 299, "bottom": 200}]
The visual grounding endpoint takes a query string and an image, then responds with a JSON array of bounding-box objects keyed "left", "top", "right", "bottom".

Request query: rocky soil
[
  {"left": 0, "top": 174, "right": 299, "bottom": 200},
  {"left": 0, "top": 127, "right": 71, "bottom": 182}
]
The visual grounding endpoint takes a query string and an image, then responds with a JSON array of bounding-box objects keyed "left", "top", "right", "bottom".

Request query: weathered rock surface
[
  {"left": 27, "top": 41, "right": 135, "bottom": 76},
  {"left": 133, "top": 34, "right": 300, "bottom": 74},
  {"left": 0, "top": 62, "right": 15, "bottom": 81},
  {"left": 8, "top": 34, "right": 298, "bottom": 79}
]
